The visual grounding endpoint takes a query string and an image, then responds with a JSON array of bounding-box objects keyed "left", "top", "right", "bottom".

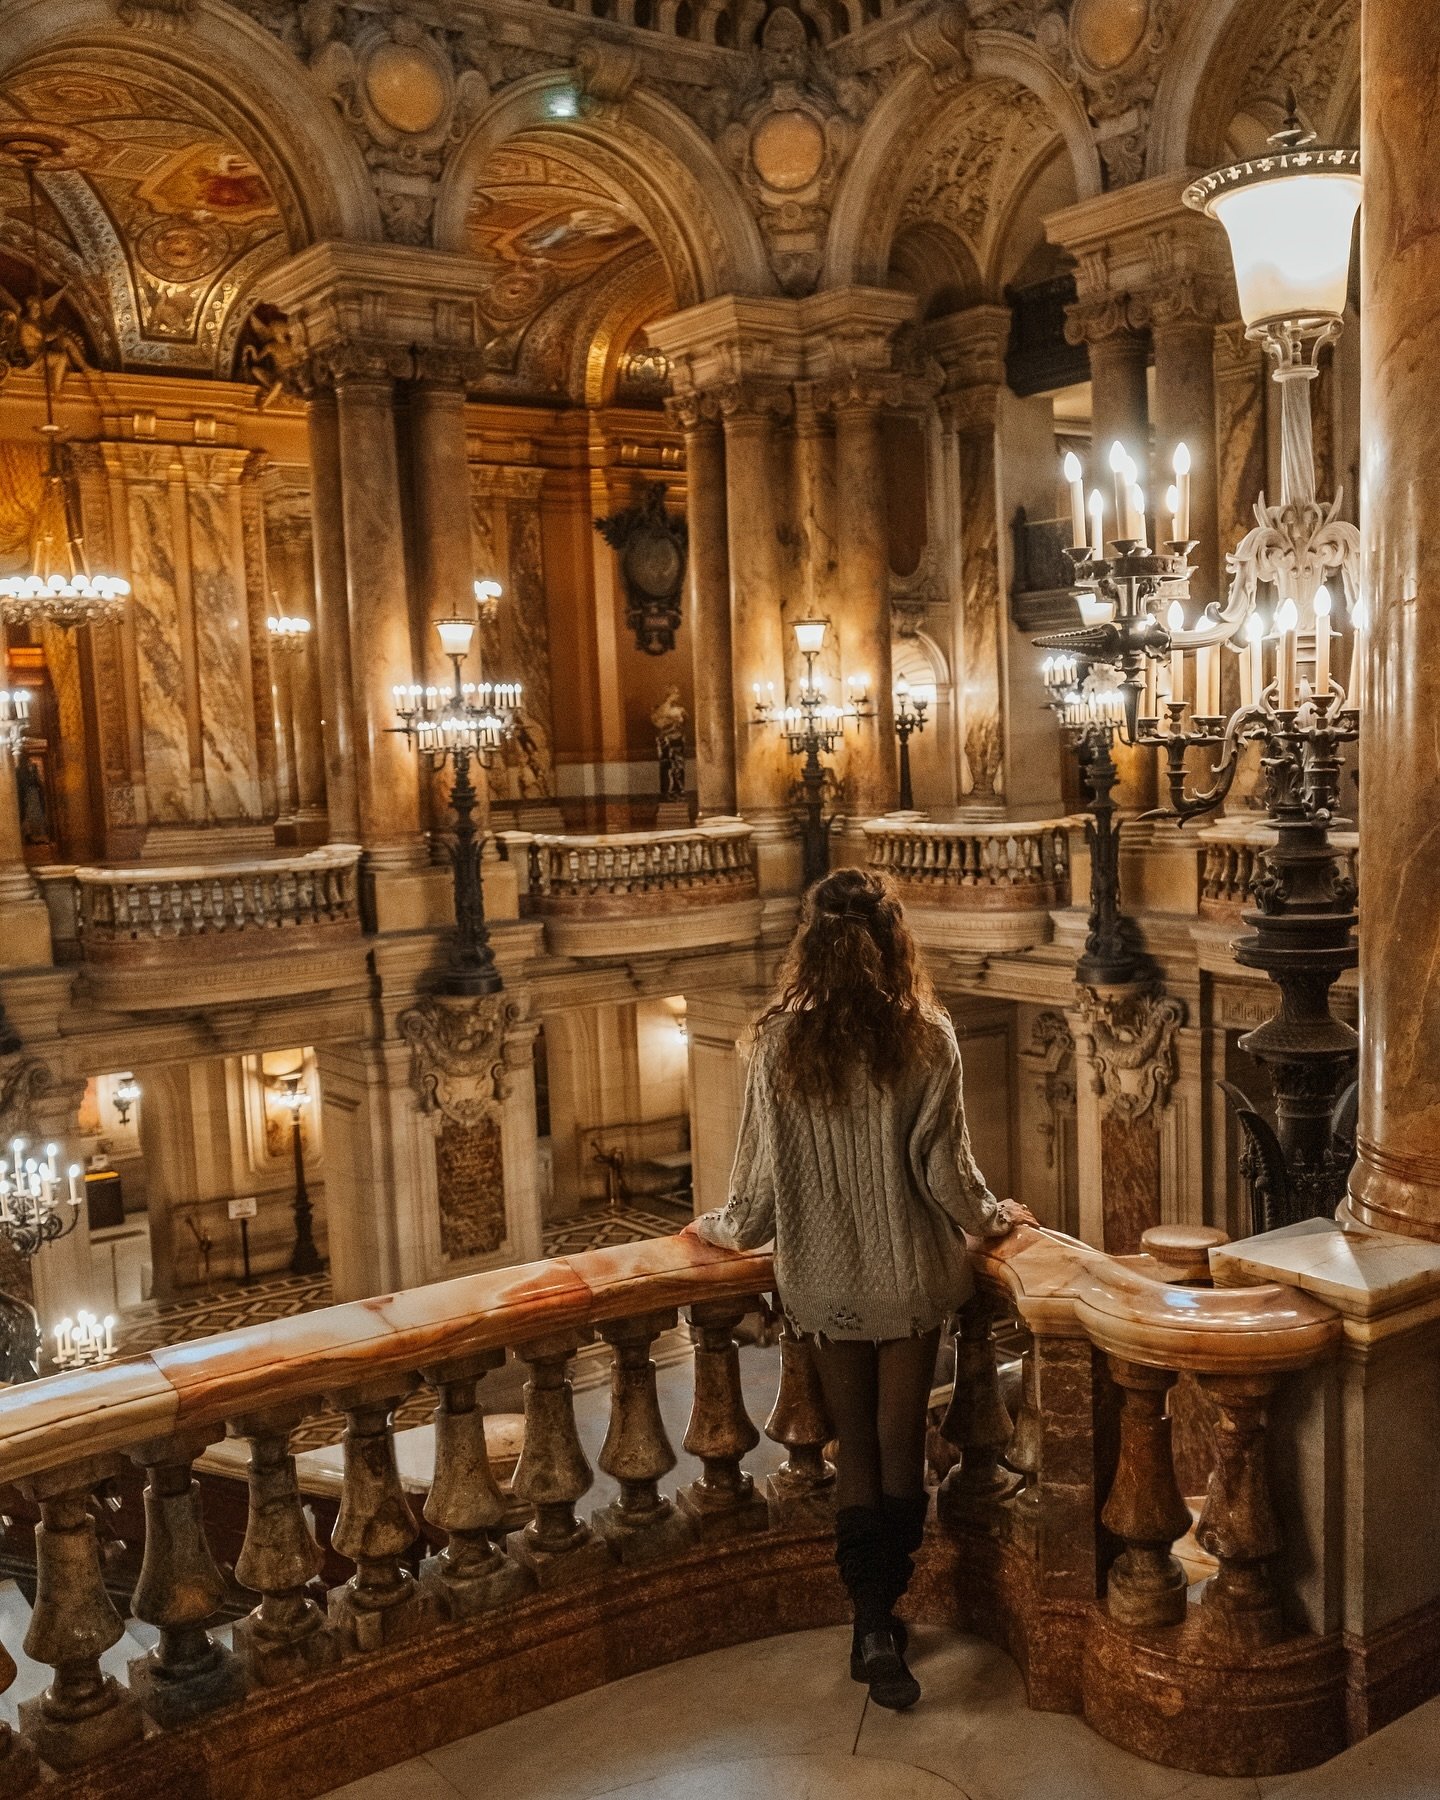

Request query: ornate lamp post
[
  {"left": 275, "top": 1075, "right": 323, "bottom": 1278},
  {"left": 752, "top": 618, "right": 872, "bottom": 887},
  {"left": 892, "top": 677, "right": 930, "bottom": 813},
  {"left": 1038, "top": 107, "right": 1363, "bottom": 1230},
  {"left": 1040, "top": 657, "right": 1140, "bottom": 988},
  {"left": 393, "top": 607, "right": 521, "bottom": 996}
]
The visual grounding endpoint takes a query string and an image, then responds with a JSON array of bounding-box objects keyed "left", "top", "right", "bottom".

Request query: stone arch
[
  {"left": 434, "top": 76, "right": 772, "bottom": 306},
  {"left": 888, "top": 223, "right": 984, "bottom": 324},
  {"left": 0, "top": 0, "right": 377, "bottom": 244},
  {"left": 824, "top": 34, "right": 1101, "bottom": 292},
  {"left": 1148, "top": 0, "right": 1359, "bottom": 176}
]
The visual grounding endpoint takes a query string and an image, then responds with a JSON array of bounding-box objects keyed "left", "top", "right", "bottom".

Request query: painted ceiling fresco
[
  {"left": 462, "top": 134, "right": 674, "bottom": 404},
  {"left": 0, "top": 63, "right": 290, "bottom": 376}
]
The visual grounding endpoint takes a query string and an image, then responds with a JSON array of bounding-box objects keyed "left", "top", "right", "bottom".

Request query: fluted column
[
  {"left": 335, "top": 372, "right": 422, "bottom": 867},
  {"left": 669, "top": 394, "right": 735, "bottom": 817},
  {"left": 720, "top": 384, "right": 793, "bottom": 824},
  {"left": 1349, "top": 1, "right": 1440, "bottom": 1240},
  {"left": 830, "top": 381, "right": 897, "bottom": 825},
  {"left": 306, "top": 389, "right": 360, "bottom": 844}
]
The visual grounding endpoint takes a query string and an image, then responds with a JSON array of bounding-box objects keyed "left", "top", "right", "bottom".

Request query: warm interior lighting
[
  {"left": 793, "top": 619, "right": 827, "bottom": 656},
  {"left": 436, "top": 616, "right": 477, "bottom": 659}
]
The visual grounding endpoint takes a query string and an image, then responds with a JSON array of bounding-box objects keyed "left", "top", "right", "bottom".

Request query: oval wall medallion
[
  {"left": 364, "top": 42, "right": 449, "bottom": 136},
  {"left": 751, "top": 110, "right": 826, "bottom": 193},
  {"left": 1071, "top": 0, "right": 1150, "bottom": 73}
]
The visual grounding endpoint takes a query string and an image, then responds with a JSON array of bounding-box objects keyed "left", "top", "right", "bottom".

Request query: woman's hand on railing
[{"left": 995, "top": 1199, "right": 1040, "bottom": 1231}]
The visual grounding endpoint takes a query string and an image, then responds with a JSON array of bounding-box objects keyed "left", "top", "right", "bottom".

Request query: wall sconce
[{"left": 113, "top": 1076, "right": 141, "bottom": 1129}]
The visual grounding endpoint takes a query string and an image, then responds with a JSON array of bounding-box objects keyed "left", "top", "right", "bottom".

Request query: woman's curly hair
[{"left": 760, "top": 867, "right": 943, "bottom": 1103}]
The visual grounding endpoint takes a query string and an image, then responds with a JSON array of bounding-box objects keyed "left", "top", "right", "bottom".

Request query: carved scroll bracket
[{"left": 1074, "top": 985, "right": 1184, "bottom": 1125}]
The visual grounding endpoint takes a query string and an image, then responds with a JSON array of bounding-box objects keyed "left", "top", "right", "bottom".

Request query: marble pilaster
[
  {"left": 335, "top": 374, "right": 425, "bottom": 883},
  {"left": 668, "top": 395, "right": 735, "bottom": 817},
  {"left": 306, "top": 391, "right": 360, "bottom": 844},
  {"left": 1347, "top": 0, "right": 1440, "bottom": 1240},
  {"left": 0, "top": 749, "right": 49, "bottom": 969},
  {"left": 262, "top": 480, "right": 327, "bottom": 837},
  {"left": 930, "top": 307, "right": 1012, "bottom": 813}
]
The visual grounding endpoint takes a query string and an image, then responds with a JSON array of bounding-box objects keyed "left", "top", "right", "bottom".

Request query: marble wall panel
[
  {"left": 471, "top": 467, "right": 556, "bottom": 802},
  {"left": 956, "top": 417, "right": 1004, "bottom": 802},
  {"left": 119, "top": 451, "right": 193, "bottom": 826},
  {"left": 182, "top": 452, "right": 262, "bottom": 821}
]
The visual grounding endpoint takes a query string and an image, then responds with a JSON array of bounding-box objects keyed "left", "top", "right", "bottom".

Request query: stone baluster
[
  {"left": 937, "top": 1289, "right": 1018, "bottom": 1528},
  {"left": 593, "top": 1309, "right": 695, "bottom": 1564},
  {"left": 1194, "top": 1372, "right": 1283, "bottom": 1646},
  {"left": 1003, "top": 1329, "right": 1044, "bottom": 1545},
  {"left": 420, "top": 1351, "right": 532, "bottom": 1615},
  {"left": 326, "top": 1380, "right": 424, "bottom": 1651},
  {"left": 679, "top": 1298, "right": 768, "bottom": 1539},
  {"left": 0, "top": 1637, "right": 37, "bottom": 1798},
  {"left": 128, "top": 1432, "right": 248, "bottom": 1726},
  {"left": 1101, "top": 1358, "right": 1191, "bottom": 1627},
  {"left": 763, "top": 1318, "right": 836, "bottom": 1528},
  {"left": 511, "top": 1331, "right": 613, "bottom": 1587},
  {"left": 18, "top": 1459, "right": 143, "bottom": 1770},
  {"left": 230, "top": 1405, "right": 339, "bottom": 1686}
]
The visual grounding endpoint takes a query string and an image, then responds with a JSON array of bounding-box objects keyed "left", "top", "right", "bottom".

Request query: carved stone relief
[
  {"left": 594, "top": 481, "right": 689, "bottom": 655},
  {"left": 1020, "top": 1010, "right": 1076, "bottom": 1172},
  {"left": 1074, "top": 984, "right": 1184, "bottom": 1125},
  {"left": 398, "top": 993, "right": 519, "bottom": 1262}
]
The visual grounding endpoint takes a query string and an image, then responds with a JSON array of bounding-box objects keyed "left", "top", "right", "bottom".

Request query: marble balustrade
[
  {"left": 0, "top": 1224, "right": 1360, "bottom": 1795},
  {"left": 1197, "top": 821, "right": 1360, "bottom": 923},
  {"left": 864, "top": 818, "right": 1071, "bottom": 906},
  {"left": 71, "top": 845, "right": 362, "bottom": 963}
]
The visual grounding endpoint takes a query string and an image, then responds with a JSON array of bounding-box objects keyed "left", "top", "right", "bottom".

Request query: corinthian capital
[
  {"left": 1130, "top": 273, "right": 1231, "bottom": 333},
  {"left": 1063, "top": 294, "right": 1142, "bottom": 350}
]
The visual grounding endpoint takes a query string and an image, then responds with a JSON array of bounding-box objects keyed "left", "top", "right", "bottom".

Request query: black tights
[{"left": 811, "top": 1328, "right": 941, "bottom": 1510}]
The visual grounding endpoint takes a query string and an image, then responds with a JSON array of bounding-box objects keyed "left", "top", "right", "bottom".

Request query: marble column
[
  {"left": 947, "top": 385, "right": 1006, "bottom": 811},
  {"left": 269, "top": 647, "right": 299, "bottom": 829},
  {"left": 668, "top": 395, "right": 735, "bottom": 817},
  {"left": 0, "top": 751, "right": 49, "bottom": 969},
  {"left": 720, "top": 384, "right": 795, "bottom": 885},
  {"left": 1067, "top": 302, "right": 1156, "bottom": 810},
  {"left": 1149, "top": 301, "right": 1224, "bottom": 612},
  {"left": 306, "top": 390, "right": 360, "bottom": 844},
  {"left": 263, "top": 502, "right": 327, "bottom": 837},
  {"left": 334, "top": 374, "right": 423, "bottom": 870},
  {"left": 1348, "top": 1, "right": 1440, "bottom": 1240},
  {"left": 831, "top": 385, "right": 897, "bottom": 826}
]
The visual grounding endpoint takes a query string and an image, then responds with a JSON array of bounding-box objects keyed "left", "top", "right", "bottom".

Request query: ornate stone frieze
[
  {"left": 0, "top": 1059, "right": 53, "bottom": 1144},
  {"left": 1239, "top": 0, "right": 1357, "bottom": 124},
  {"left": 1021, "top": 1010, "right": 1077, "bottom": 1171},
  {"left": 398, "top": 992, "right": 521, "bottom": 1261},
  {"left": 1074, "top": 985, "right": 1184, "bottom": 1125}
]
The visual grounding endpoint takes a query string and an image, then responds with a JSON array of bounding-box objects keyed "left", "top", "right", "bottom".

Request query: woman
[{"left": 690, "top": 867, "right": 1034, "bottom": 1710}]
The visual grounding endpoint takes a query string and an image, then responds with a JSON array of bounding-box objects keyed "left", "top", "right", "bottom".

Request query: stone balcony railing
[
  {"left": 1196, "top": 820, "right": 1360, "bottom": 923},
  {"left": 504, "top": 821, "right": 761, "bottom": 958},
  {"left": 69, "top": 845, "right": 363, "bottom": 965},
  {"left": 0, "top": 1223, "right": 1372, "bottom": 1796},
  {"left": 864, "top": 816, "right": 1071, "bottom": 953}
]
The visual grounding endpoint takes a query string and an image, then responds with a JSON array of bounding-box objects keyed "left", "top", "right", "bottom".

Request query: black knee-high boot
[
  {"left": 880, "top": 1492, "right": 930, "bottom": 1616},
  {"left": 836, "top": 1506, "right": 921, "bottom": 1711}
]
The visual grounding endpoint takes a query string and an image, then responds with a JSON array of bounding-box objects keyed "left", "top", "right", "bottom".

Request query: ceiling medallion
[
  {"left": 363, "top": 40, "right": 451, "bottom": 137},
  {"left": 1070, "top": 0, "right": 1151, "bottom": 74},
  {"left": 751, "top": 110, "right": 826, "bottom": 194}
]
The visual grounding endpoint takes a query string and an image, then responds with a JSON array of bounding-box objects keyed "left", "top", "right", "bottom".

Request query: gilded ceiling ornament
[{"left": 1070, "top": 0, "right": 1150, "bottom": 74}]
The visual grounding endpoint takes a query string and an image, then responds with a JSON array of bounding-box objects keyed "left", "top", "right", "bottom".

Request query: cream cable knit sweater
[{"left": 695, "top": 1011, "right": 1007, "bottom": 1340}]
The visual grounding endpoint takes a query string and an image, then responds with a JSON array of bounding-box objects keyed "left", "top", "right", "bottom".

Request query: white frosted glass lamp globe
[
  {"left": 435, "top": 616, "right": 477, "bottom": 659},
  {"left": 1185, "top": 135, "right": 1360, "bottom": 334},
  {"left": 793, "top": 619, "right": 828, "bottom": 656}
]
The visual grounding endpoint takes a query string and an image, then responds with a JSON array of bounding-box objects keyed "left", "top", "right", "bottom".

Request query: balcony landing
[{"left": 321, "top": 1621, "right": 1440, "bottom": 1800}]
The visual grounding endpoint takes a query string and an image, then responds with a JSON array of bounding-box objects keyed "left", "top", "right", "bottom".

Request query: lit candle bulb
[
  {"left": 104, "top": 1317, "right": 115, "bottom": 1355},
  {"left": 1276, "top": 597, "right": 1300, "bottom": 709},
  {"left": 1064, "top": 451, "right": 1086, "bottom": 547},
  {"left": 1350, "top": 595, "right": 1367, "bottom": 712},
  {"left": 1197, "top": 644, "right": 1216, "bottom": 716},
  {"left": 1167, "top": 600, "right": 1187, "bottom": 708},
  {"left": 1088, "top": 489, "right": 1104, "bottom": 558},
  {"left": 1165, "top": 483, "right": 1181, "bottom": 547},
  {"left": 1130, "top": 485, "right": 1148, "bottom": 550},
  {"left": 1314, "top": 584, "right": 1332, "bottom": 698},
  {"left": 1109, "top": 442, "right": 1130, "bottom": 540},
  {"left": 1172, "top": 442, "right": 1192, "bottom": 540}
]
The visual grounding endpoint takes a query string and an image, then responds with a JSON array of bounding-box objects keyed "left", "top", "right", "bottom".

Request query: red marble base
[{"left": 1083, "top": 1606, "right": 1346, "bottom": 1778}]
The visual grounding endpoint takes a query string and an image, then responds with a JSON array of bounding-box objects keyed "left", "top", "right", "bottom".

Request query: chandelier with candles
[
  {"left": 1037, "top": 102, "right": 1364, "bottom": 1231},
  {"left": 0, "top": 128, "right": 129, "bottom": 629},
  {"left": 0, "top": 1138, "right": 85, "bottom": 1261}
]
